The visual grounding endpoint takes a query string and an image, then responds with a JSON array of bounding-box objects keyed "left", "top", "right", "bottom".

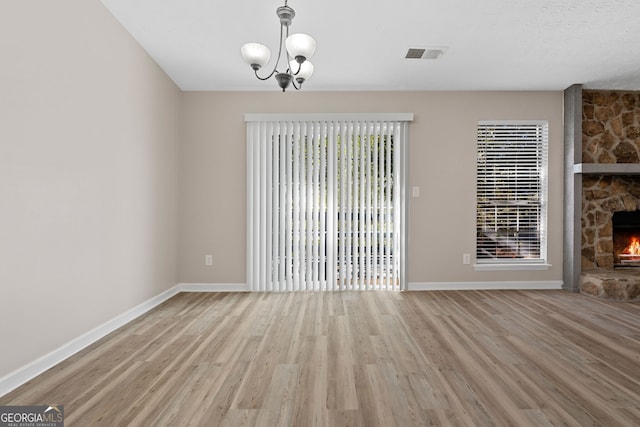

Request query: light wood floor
[{"left": 2, "top": 291, "right": 640, "bottom": 426}]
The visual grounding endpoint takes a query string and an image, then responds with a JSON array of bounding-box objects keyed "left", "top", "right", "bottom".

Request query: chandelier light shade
[
  {"left": 240, "top": 1, "right": 316, "bottom": 91},
  {"left": 290, "top": 60, "right": 313, "bottom": 82},
  {"left": 285, "top": 33, "right": 316, "bottom": 61},
  {"left": 240, "top": 43, "right": 271, "bottom": 70}
]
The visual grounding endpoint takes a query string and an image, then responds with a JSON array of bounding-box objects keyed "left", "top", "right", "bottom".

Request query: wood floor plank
[
  {"left": 252, "top": 364, "right": 299, "bottom": 427},
  {"left": 1, "top": 290, "right": 639, "bottom": 426},
  {"left": 291, "top": 335, "right": 328, "bottom": 427}
]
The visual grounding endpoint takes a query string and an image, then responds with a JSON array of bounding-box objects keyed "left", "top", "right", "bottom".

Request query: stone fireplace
[{"left": 578, "top": 90, "right": 640, "bottom": 300}]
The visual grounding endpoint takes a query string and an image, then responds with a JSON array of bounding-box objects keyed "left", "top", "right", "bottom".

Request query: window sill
[{"left": 474, "top": 263, "right": 551, "bottom": 271}]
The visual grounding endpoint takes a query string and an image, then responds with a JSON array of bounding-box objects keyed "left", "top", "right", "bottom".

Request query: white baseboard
[
  {"left": 178, "top": 283, "right": 250, "bottom": 292},
  {"left": 0, "top": 284, "right": 181, "bottom": 398},
  {"left": 0, "top": 283, "right": 251, "bottom": 397},
  {"left": 408, "top": 281, "right": 563, "bottom": 291}
]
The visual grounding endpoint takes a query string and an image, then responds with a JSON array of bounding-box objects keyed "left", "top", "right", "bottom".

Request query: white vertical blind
[
  {"left": 476, "top": 121, "right": 549, "bottom": 263},
  {"left": 246, "top": 114, "right": 412, "bottom": 292}
]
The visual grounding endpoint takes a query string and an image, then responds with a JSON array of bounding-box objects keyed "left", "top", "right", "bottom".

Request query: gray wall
[
  {"left": 178, "top": 91, "right": 564, "bottom": 286},
  {"left": 0, "top": 0, "right": 180, "bottom": 379}
]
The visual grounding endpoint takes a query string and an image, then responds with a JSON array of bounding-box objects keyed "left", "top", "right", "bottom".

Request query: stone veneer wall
[
  {"left": 581, "top": 90, "right": 640, "bottom": 270},
  {"left": 582, "top": 91, "right": 640, "bottom": 163}
]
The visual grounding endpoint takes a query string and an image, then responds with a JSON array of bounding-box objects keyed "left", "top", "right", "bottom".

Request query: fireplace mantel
[{"left": 573, "top": 163, "right": 640, "bottom": 175}]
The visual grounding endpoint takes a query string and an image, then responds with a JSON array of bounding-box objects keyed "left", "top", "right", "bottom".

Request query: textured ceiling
[{"left": 100, "top": 0, "right": 640, "bottom": 91}]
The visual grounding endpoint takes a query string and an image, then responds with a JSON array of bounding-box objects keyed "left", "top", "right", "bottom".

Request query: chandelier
[{"left": 240, "top": 1, "right": 316, "bottom": 92}]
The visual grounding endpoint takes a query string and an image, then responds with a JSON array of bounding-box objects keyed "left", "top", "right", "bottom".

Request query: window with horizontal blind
[{"left": 476, "top": 121, "right": 548, "bottom": 266}]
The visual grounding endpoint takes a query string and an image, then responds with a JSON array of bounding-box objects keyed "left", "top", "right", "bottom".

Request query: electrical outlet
[
  {"left": 412, "top": 186, "right": 420, "bottom": 198},
  {"left": 463, "top": 253, "right": 471, "bottom": 265},
  {"left": 205, "top": 255, "right": 213, "bottom": 266}
]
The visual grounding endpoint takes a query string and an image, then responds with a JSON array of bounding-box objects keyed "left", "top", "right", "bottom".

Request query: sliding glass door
[{"left": 246, "top": 114, "right": 411, "bottom": 291}]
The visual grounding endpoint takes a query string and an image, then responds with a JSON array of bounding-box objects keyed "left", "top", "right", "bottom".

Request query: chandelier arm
[
  {"left": 253, "top": 22, "right": 287, "bottom": 81},
  {"left": 254, "top": 69, "right": 277, "bottom": 81},
  {"left": 291, "top": 79, "right": 302, "bottom": 90},
  {"left": 284, "top": 25, "right": 296, "bottom": 75},
  {"left": 272, "top": 22, "right": 286, "bottom": 75}
]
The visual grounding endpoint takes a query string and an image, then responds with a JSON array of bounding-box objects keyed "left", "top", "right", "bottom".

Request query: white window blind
[
  {"left": 246, "top": 114, "right": 411, "bottom": 291},
  {"left": 476, "top": 121, "right": 548, "bottom": 264}
]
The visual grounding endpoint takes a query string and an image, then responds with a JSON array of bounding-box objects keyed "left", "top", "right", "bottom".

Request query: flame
[{"left": 623, "top": 237, "right": 640, "bottom": 255}]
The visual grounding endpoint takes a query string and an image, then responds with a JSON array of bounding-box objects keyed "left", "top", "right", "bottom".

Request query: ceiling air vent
[
  {"left": 405, "top": 47, "right": 447, "bottom": 60},
  {"left": 405, "top": 48, "right": 426, "bottom": 59}
]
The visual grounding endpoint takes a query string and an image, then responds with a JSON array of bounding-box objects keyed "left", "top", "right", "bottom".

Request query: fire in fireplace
[{"left": 612, "top": 211, "right": 640, "bottom": 267}]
